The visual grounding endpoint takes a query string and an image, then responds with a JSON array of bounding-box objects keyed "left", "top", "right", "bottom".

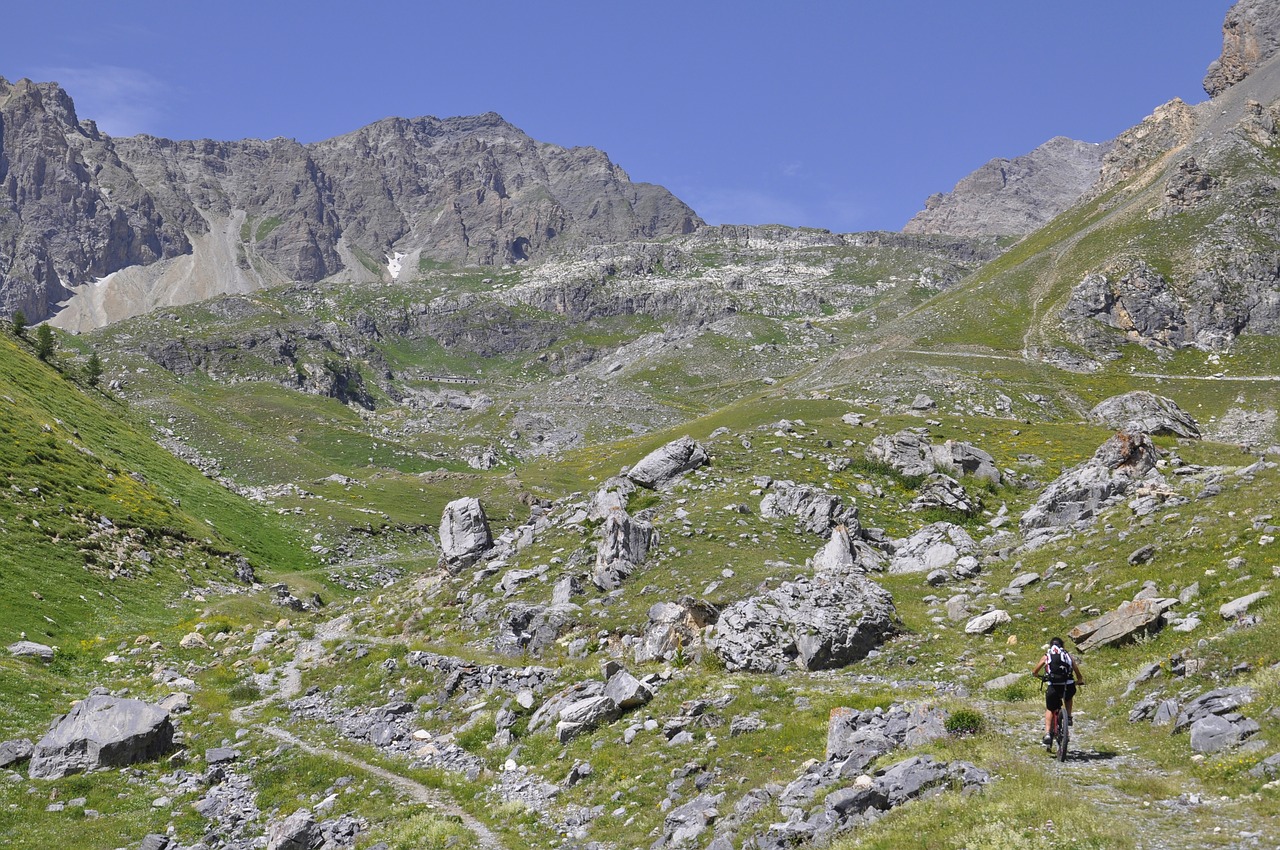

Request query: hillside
[{"left": 0, "top": 2, "right": 1278, "bottom": 850}]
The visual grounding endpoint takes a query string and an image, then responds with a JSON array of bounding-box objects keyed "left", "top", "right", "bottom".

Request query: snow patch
[
  {"left": 387, "top": 252, "right": 406, "bottom": 280},
  {"left": 93, "top": 272, "right": 119, "bottom": 288}
]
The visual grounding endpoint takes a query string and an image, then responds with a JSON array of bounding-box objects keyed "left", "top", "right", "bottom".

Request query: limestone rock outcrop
[
  {"left": 1204, "top": 0, "right": 1280, "bottom": 97},
  {"left": 1021, "top": 430, "right": 1159, "bottom": 541}
]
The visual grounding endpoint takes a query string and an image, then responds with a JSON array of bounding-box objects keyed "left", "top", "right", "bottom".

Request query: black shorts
[{"left": 1046, "top": 682, "right": 1076, "bottom": 712}]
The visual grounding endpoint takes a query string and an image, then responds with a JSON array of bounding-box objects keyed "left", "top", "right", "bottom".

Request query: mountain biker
[{"left": 1031, "top": 637, "right": 1085, "bottom": 746}]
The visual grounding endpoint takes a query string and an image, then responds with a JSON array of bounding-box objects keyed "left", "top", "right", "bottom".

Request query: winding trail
[{"left": 230, "top": 615, "right": 505, "bottom": 850}]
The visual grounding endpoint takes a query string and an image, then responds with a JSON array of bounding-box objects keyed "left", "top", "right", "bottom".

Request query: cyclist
[{"left": 1031, "top": 637, "right": 1085, "bottom": 746}]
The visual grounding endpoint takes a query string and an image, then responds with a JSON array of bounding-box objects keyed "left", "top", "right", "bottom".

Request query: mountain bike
[{"left": 1037, "top": 675, "right": 1079, "bottom": 761}]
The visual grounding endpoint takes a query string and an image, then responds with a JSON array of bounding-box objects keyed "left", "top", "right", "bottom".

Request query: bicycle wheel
[{"left": 1057, "top": 706, "right": 1069, "bottom": 761}]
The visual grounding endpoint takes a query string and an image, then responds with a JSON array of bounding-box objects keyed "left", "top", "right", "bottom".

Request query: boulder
[
  {"left": 556, "top": 696, "right": 621, "bottom": 742},
  {"left": 0, "top": 738, "right": 33, "bottom": 768},
  {"left": 865, "top": 429, "right": 934, "bottom": 477},
  {"left": 759, "top": 480, "right": 859, "bottom": 537},
  {"left": 28, "top": 695, "right": 175, "bottom": 779},
  {"left": 909, "top": 473, "right": 978, "bottom": 516},
  {"left": 603, "top": 669, "right": 653, "bottom": 710},
  {"left": 933, "top": 440, "right": 1002, "bottom": 484},
  {"left": 593, "top": 509, "right": 657, "bottom": 590},
  {"left": 1189, "top": 714, "right": 1259, "bottom": 753},
  {"left": 1173, "top": 687, "right": 1256, "bottom": 732},
  {"left": 1068, "top": 598, "right": 1172, "bottom": 652},
  {"left": 439, "top": 497, "right": 492, "bottom": 568},
  {"left": 890, "top": 522, "right": 977, "bottom": 574},
  {"left": 626, "top": 436, "right": 709, "bottom": 489},
  {"left": 1021, "top": 430, "right": 1159, "bottom": 540},
  {"left": 654, "top": 792, "right": 723, "bottom": 849},
  {"left": 1220, "top": 590, "right": 1269, "bottom": 620},
  {"left": 1089, "top": 391, "right": 1201, "bottom": 438},
  {"left": 983, "top": 672, "right": 1024, "bottom": 690},
  {"left": 7, "top": 640, "right": 54, "bottom": 662},
  {"left": 634, "top": 598, "right": 718, "bottom": 664},
  {"left": 266, "top": 808, "right": 322, "bottom": 850},
  {"left": 964, "top": 609, "right": 1011, "bottom": 635},
  {"left": 710, "top": 572, "right": 897, "bottom": 673}
]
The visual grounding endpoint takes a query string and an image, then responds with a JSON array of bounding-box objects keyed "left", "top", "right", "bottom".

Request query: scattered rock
[
  {"left": 266, "top": 808, "right": 322, "bottom": 850},
  {"left": 759, "top": 480, "right": 859, "bottom": 537},
  {"left": 593, "top": 509, "right": 658, "bottom": 590}
]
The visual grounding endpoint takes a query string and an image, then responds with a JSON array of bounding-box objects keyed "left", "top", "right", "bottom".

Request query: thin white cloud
[
  {"left": 34, "top": 65, "right": 169, "bottom": 137},
  {"left": 781, "top": 161, "right": 803, "bottom": 178}
]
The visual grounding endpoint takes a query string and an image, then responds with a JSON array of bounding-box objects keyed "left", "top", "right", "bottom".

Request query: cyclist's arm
[
  {"left": 1031, "top": 657, "right": 1046, "bottom": 676},
  {"left": 1072, "top": 662, "right": 1085, "bottom": 685}
]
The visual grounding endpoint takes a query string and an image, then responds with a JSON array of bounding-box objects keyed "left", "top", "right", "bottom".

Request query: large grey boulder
[
  {"left": 603, "top": 669, "right": 652, "bottom": 710},
  {"left": 1090, "top": 391, "right": 1201, "bottom": 438},
  {"left": 1068, "top": 598, "right": 1173, "bottom": 652},
  {"left": 710, "top": 572, "right": 896, "bottom": 673},
  {"left": 1174, "top": 687, "right": 1257, "bottom": 732},
  {"left": 1021, "top": 430, "right": 1159, "bottom": 541},
  {"left": 759, "top": 480, "right": 859, "bottom": 537},
  {"left": 439, "top": 497, "right": 492, "bottom": 568},
  {"left": 266, "top": 808, "right": 322, "bottom": 850},
  {"left": 7, "top": 641, "right": 54, "bottom": 662},
  {"left": 626, "top": 436, "right": 709, "bottom": 489},
  {"left": 865, "top": 430, "right": 935, "bottom": 477},
  {"left": 634, "top": 597, "right": 718, "bottom": 664},
  {"left": 1190, "top": 714, "right": 1260, "bottom": 753},
  {"left": 28, "top": 695, "right": 175, "bottom": 779},
  {"left": 556, "top": 696, "right": 622, "bottom": 743},
  {"left": 889, "top": 522, "right": 977, "bottom": 574},
  {"left": 933, "top": 440, "right": 1002, "bottom": 484},
  {"left": 494, "top": 602, "right": 579, "bottom": 656},
  {"left": 593, "top": 509, "right": 657, "bottom": 590}
]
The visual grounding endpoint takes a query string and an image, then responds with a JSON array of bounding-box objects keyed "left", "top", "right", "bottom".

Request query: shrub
[{"left": 945, "top": 708, "right": 986, "bottom": 736}]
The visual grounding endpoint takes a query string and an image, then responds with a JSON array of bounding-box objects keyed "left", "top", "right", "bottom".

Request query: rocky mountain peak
[
  {"left": 1204, "top": 0, "right": 1280, "bottom": 97},
  {"left": 902, "top": 135, "right": 1109, "bottom": 238}
]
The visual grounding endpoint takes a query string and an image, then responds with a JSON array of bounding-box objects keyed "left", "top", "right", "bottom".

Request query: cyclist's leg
[{"left": 1064, "top": 682, "right": 1077, "bottom": 724}]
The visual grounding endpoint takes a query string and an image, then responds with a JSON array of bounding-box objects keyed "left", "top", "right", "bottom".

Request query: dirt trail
[{"left": 231, "top": 614, "right": 505, "bottom": 850}]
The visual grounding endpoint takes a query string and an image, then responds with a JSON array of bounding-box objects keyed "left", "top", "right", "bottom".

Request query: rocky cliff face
[
  {"left": 0, "top": 80, "right": 701, "bottom": 326},
  {"left": 0, "top": 77, "right": 190, "bottom": 321},
  {"left": 1204, "top": 0, "right": 1280, "bottom": 97},
  {"left": 901, "top": 136, "right": 1109, "bottom": 238}
]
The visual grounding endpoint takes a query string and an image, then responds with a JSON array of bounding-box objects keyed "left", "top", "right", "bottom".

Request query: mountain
[
  {"left": 0, "top": 84, "right": 700, "bottom": 328},
  {"left": 901, "top": 135, "right": 1110, "bottom": 237},
  {"left": 2, "top": 3, "right": 1280, "bottom": 850}
]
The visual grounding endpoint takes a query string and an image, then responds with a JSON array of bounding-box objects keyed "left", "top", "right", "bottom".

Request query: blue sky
[{"left": 6, "top": 1, "right": 1234, "bottom": 232}]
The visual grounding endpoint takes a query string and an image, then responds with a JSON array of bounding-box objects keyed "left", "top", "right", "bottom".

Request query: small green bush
[{"left": 945, "top": 708, "right": 986, "bottom": 736}]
